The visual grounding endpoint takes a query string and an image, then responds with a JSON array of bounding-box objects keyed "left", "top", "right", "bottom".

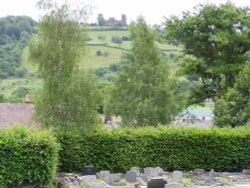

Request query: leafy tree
[
  {"left": 111, "top": 36, "right": 122, "bottom": 45},
  {"left": 0, "top": 94, "right": 5, "bottom": 102},
  {"left": 214, "top": 60, "right": 250, "bottom": 127},
  {"left": 107, "top": 17, "right": 185, "bottom": 127},
  {"left": 0, "top": 16, "right": 36, "bottom": 79},
  {"left": 30, "top": 0, "right": 101, "bottom": 128},
  {"left": 164, "top": 3, "right": 250, "bottom": 103}
]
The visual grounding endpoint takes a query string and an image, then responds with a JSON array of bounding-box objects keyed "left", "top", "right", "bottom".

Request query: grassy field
[{"left": 1, "top": 27, "right": 182, "bottom": 99}]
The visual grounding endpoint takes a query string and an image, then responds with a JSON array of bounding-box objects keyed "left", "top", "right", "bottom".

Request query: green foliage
[
  {"left": 215, "top": 61, "right": 250, "bottom": 127},
  {"left": 107, "top": 17, "right": 185, "bottom": 126},
  {"left": 111, "top": 36, "right": 123, "bottom": 44},
  {"left": 11, "top": 86, "right": 30, "bottom": 98},
  {"left": 0, "top": 125, "right": 60, "bottom": 187},
  {"left": 0, "top": 93, "right": 6, "bottom": 102},
  {"left": 57, "top": 126, "right": 250, "bottom": 172},
  {"left": 31, "top": 1, "right": 101, "bottom": 129},
  {"left": 0, "top": 16, "right": 36, "bottom": 79},
  {"left": 164, "top": 3, "right": 250, "bottom": 102}
]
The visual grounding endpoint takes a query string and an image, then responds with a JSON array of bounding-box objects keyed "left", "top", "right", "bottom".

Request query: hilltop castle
[{"left": 97, "top": 14, "right": 127, "bottom": 26}]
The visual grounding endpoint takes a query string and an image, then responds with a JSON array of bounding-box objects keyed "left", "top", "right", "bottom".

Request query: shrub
[
  {"left": 57, "top": 126, "right": 250, "bottom": 173},
  {"left": 111, "top": 36, "right": 122, "bottom": 44},
  {"left": 96, "top": 50, "right": 102, "bottom": 56},
  {"left": 0, "top": 125, "right": 60, "bottom": 187}
]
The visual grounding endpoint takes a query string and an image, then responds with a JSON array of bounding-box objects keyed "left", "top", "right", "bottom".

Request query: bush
[
  {"left": 57, "top": 126, "right": 250, "bottom": 173},
  {"left": 111, "top": 36, "right": 122, "bottom": 44},
  {"left": 0, "top": 125, "right": 60, "bottom": 187}
]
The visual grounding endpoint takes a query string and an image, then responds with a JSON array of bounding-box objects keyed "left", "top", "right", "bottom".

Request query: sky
[{"left": 1, "top": 0, "right": 250, "bottom": 25}]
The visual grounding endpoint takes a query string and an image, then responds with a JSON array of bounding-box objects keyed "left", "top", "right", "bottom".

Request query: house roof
[
  {"left": 0, "top": 103, "right": 38, "bottom": 128},
  {"left": 179, "top": 107, "right": 214, "bottom": 118}
]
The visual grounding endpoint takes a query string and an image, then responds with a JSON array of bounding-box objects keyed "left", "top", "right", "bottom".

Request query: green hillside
[{"left": 1, "top": 26, "right": 182, "bottom": 101}]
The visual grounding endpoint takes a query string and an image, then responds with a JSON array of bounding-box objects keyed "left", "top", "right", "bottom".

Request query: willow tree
[
  {"left": 107, "top": 17, "right": 185, "bottom": 127},
  {"left": 30, "top": 0, "right": 101, "bottom": 129}
]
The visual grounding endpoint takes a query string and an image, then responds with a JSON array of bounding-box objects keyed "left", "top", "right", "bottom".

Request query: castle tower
[{"left": 121, "top": 14, "right": 127, "bottom": 26}]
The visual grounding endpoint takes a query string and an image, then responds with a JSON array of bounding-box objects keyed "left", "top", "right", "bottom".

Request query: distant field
[
  {"left": 0, "top": 77, "right": 41, "bottom": 98},
  {"left": 1, "top": 27, "right": 182, "bottom": 98}
]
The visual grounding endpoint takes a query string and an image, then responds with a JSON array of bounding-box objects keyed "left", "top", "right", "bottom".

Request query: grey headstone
[
  {"left": 193, "top": 169, "right": 204, "bottom": 176},
  {"left": 165, "top": 182, "right": 184, "bottom": 188},
  {"left": 99, "top": 170, "right": 110, "bottom": 184},
  {"left": 243, "top": 169, "right": 250, "bottom": 175},
  {"left": 144, "top": 167, "right": 159, "bottom": 181},
  {"left": 209, "top": 169, "right": 215, "bottom": 177},
  {"left": 126, "top": 171, "right": 137, "bottom": 183},
  {"left": 172, "top": 171, "right": 183, "bottom": 183},
  {"left": 131, "top": 167, "right": 140, "bottom": 176},
  {"left": 109, "top": 173, "right": 122, "bottom": 184},
  {"left": 88, "top": 181, "right": 111, "bottom": 188},
  {"left": 82, "top": 175, "right": 96, "bottom": 184}
]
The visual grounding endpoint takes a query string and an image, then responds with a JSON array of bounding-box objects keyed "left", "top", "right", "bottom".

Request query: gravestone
[
  {"left": 172, "top": 171, "right": 183, "bottom": 183},
  {"left": 165, "top": 182, "right": 184, "bottom": 188},
  {"left": 147, "top": 178, "right": 167, "bottom": 188},
  {"left": 99, "top": 170, "right": 111, "bottom": 184},
  {"left": 82, "top": 175, "right": 96, "bottom": 184},
  {"left": 209, "top": 169, "right": 215, "bottom": 177},
  {"left": 110, "top": 173, "right": 121, "bottom": 183},
  {"left": 86, "top": 181, "right": 112, "bottom": 188},
  {"left": 144, "top": 167, "right": 159, "bottom": 181},
  {"left": 193, "top": 169, "right": 204, "bottom": 176},
  {"left": 82, "top": 165, "right": 96, "bottom": 176},
  {"left": 126, "top": 171, "right": 137, "bottom": 183},
  {"left": 131, "top": 167, "right": 140, "bottom": 176},
  {"left": 243, "top": 169, "right": 250, "bottom": 175}
]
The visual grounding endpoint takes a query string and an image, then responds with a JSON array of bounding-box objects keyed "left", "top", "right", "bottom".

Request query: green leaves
[
  {"left": 215, "top": 61, "right": 250, "bottom": 127},
  {"left": 58, "top": 126, "right": 250, "bottom": 173},
  {"left": 31, "top": 1, "right": 101, "bottom": 129},
  {"left": 107, "top": 17, "right": 185, "bottom": 126},
  {"left": 164, "top": 3, "right": 250, "bottom": 102},
  {"left": 0, "top": 125, "right": 60, "bottom": 187}
]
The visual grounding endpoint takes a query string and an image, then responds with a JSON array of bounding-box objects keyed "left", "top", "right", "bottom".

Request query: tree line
[
  {"left": 0, "top": 16, "right": 36, "bottom": 79},
  {"left": 30, "top": 0, "right": 250, "bottom": 129}
]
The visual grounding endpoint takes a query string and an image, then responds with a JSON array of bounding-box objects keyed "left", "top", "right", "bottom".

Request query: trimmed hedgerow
[
  {"left": 0, "top": 125, "right": 60, "bottom": 187},
  {"left": 57, "top": 126, "right": 250, "bottom": 172}
]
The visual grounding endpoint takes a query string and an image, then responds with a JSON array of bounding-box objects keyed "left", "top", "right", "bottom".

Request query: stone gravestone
[
  {"left": 243, "top": 169, "right": 250, "bottom": 175},
  {"left": 82, "top": 165, "right": 96, "bottom": 176},
  {"left": 131, "top": 167, "right": 140, "bottom": 176},
  {"left": 193, "top": 169, "right": 204, "bottom": 176},
  {"left": 165, "top": 182, "right": 184, "bottom": 188},
  {"left": 126, "top": 171, "right": 137, "bottom": 183},
  {"left": 144, "top": 167, "right": 159, "bottom": 181},
  {"left": 87, "top": 181, "right": 111, "bottom": 188},
  {"left": 172, "top": 171, "right": 183, "bottom": 183},
  {"left": 109, "top": 173, "right": 126, "bottom": 186},
  {"left": 209, "top": 169, "right": 215, "bottom": 178},
  {"left": 99, "top": 170, "right": 111, "bottom": 184},
  {"left": 82, "top": 175, "right": 97, "bottom": 184},
  {"left": 147, "top": 178, "right": 167, "bottom": 188}
]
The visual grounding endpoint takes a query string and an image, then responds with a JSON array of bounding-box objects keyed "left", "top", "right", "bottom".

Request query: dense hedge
[
  {"left": 0, "top": 125, "right": 60, "bottom": 187},
  {"left": 57, "top": 126, "right": 250, "bottom": 173}
]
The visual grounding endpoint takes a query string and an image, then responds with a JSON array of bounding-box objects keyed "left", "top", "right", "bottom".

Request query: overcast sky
[{"left": 1, "top": 0, "right": 250, "bottom": 24}]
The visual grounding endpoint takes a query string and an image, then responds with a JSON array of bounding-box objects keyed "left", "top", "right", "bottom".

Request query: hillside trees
[
  {"left": 107, "top": 17, "right": 185, "bottom": 127},
  {"left": 214, "top": 60, "right": 250, "bottom": 127},
  {"left": 30, "top": 0, "right": 101, "bottom": 129},
  {"left": 164, "top": 3, "right": 250, "bottom": 103},
  {"left": 0, "top": 16, "right": 36, "bottom": 79}
]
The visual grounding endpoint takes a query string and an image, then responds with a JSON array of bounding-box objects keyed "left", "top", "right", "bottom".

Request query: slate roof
[
  {"left": 0, "top": 103, "right": 38, "bottom": 128},
  {"left": 179, "top": 107, "right": 214, "bottom": 118}
]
